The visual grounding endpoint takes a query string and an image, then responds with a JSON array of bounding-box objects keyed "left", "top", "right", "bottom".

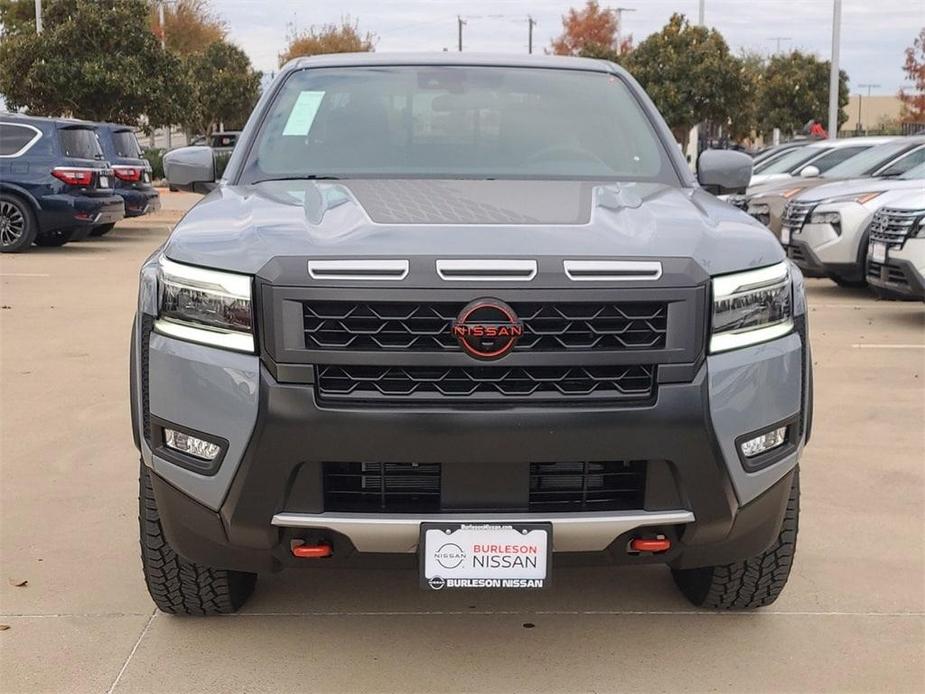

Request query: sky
[{"left": 217, "top": 0, "right": 920, "bottom": 96}]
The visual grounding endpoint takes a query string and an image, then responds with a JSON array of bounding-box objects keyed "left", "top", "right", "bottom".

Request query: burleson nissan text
[{"left": 132, "top": 54, "right": 811, "bottom": 614}]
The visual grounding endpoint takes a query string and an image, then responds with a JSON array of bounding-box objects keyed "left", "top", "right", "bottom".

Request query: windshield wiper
[{"left": 254, "top": 175, "right": 342, "bottom": 183}]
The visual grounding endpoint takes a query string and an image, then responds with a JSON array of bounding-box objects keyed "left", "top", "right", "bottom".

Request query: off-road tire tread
[
  {"left": 139, "top": 461, "right": 255, "bottom": 615},
  {"left": 672, "top": 467, "right": 799, "bottom": 610}
]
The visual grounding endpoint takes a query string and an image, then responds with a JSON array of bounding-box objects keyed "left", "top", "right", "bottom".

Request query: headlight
[
  {"left": 155, "top": 257, "right": 254, "bottom": 352},
  {"left": 821, "top": 192, "right": 882, "bottom": 205},
  {"left": 747, "top": 202, "right": 771, "bottom": 226},
  {"left": 809, "top": 211, "right": 841, "bottom": 227},
  {"left": 711, "top": 261, "right": 793, "bottom": 353}
]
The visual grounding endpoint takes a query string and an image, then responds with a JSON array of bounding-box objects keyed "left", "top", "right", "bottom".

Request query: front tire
[
  {"left": 672, "top": 467, "right": 799, "bottom": 609},
  {"left": 0, "top": 194, "right": 37, "bottom": 252},
  {"left": 139, "top": 462, "right": 256, "bottom": 615}
]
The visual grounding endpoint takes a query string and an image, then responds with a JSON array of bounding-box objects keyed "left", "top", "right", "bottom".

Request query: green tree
[
  {"left": 0, "top": 0, "right": 189, "bottom": 129},
  {"left": 279, "top": 17, "right": 375, "bottom": 66},
  {"left": 622, "top": 14, "right": 747, "bottom": 146},
  {"left": 184, "top": 40, "right": 262, "bottom": 135},
  {"left": 758, "top": 50, "right": 849, "bottom": 135},
  {"left": 726, "top": 51, "right": 766, "bottom": 140}
]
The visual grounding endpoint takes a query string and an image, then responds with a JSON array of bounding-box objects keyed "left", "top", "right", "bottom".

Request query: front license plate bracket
[{"left": 419, "top": 522, "right": 552, "bottom": 591}]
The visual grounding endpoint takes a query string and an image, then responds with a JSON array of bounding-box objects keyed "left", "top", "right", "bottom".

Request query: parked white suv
[
  {"left": 866, "top": 190, "right": 925, "bottom": 300},
  {"left": 782, "top": 162, "right": 925, "bottom": 287}
]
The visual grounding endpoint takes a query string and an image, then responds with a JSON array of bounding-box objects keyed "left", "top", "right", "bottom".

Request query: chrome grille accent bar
[
  {"left": 564, "top": 260, "right": 663, "bottom": 281},
  {"left": 436, "top": 259, "right": 537, "bottom": 281},
  {"left": 308, "top": 260, "right": 409, "bottom": 281}
]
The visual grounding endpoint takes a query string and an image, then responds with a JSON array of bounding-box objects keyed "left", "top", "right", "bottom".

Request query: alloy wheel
[{"left": 0, "top": 200, "right": 26, "bottom": 247}]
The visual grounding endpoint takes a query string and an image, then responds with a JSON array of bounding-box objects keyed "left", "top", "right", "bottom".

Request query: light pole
[
  {"left": 856, "top": 83, "right": 880, "bottom": 133},
  {"left": 767, "top": 36, "right": 791, "bottom": 54},
  {"left": 610, "top": 7, "right": 636, "bottom": 55},
  {"left": 827, "top": 0, "right": 842, "bottom": 139},
  {"left": 527, "top": 16, "right": 536, "bottom": 54},
  {"left": 698, "top": 0, "right": 705, "bottom": 25},
  {"left": 35, "top": 0, "right": 42, "bottom": 33},
  {"left": 457, "top": 15, "right": 466, "bottom": 52}
]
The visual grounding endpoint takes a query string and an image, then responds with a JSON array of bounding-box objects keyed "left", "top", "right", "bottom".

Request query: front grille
[
  {"left": 316, "top": 364, "right": 656, "bottom": 403},
  {"left": 781, "top": 201, "right": 815, "bottom": 231},
  {"left": 529, "top": 461, "right": 646, "bottom": 511},
  {"left": 324, "top": 463, "right": 441, "bottom": 512},
  {"left": 140, "top": 314, "right": 154, "bottom": 443},
  {"left": 728, "top": 195, "right": 749, "bottom": 211},
  {"left": 867, "top": 260, "right": 910, "bottom": 287},
  {"left": 322, "top": 461, "right": 648, "bottom": 513},
  {"left": 302, "top": 301, "right": 668, "bottom": 353},
  {"left": 869, "top": 207, "right": 924, "bottom": 247}
]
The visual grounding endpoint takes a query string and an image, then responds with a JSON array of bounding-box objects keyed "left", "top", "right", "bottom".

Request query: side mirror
[
  {"left": 697, "top": 150, "right": 753, "bottom": 196},
  {"left": 799, "top": 165, "right": 820, "bottom": 178},
  {"left": 164, "top": 146, "right": 216, "bottom": 194}
]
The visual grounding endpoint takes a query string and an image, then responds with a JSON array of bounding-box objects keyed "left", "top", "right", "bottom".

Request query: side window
[
  {"left": 878, "top": 146, "right": 925, "bottom": 176},
  {"left": 809, "top": 146, "right": 867, "bottom": 173},
  {"left": 0, "top": 123, "right": 42, "bottom": 157}
]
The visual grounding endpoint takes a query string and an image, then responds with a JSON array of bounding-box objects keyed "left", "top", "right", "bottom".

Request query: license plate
[
  {"left": 420, "top": 523, "right": 551, "bottom": 590},
  {"left": 870, "top": 242, "right": 887, "bottom": 264},
  {"left": 98, "top": 175, "right": 109, "bottom": 188},
  {"left": 781, "top": 226, "right": 791, "bottom": 245}
]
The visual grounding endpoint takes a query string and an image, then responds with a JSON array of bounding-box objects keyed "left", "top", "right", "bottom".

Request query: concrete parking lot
[{"left": 1, "top": 193, "right": 923, "bottom": 693}]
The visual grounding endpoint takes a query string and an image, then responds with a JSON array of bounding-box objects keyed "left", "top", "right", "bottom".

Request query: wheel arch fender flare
[{"left": 0, "top": 182, "right": 42, "bottom": 215}]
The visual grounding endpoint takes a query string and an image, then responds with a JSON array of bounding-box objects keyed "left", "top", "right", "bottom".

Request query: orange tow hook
[
  {"left": 629, "top": 536, "right": 671, "bottom": 553},
  {"left": 292, "top": 542, "right": 333, "bottom": 558}
]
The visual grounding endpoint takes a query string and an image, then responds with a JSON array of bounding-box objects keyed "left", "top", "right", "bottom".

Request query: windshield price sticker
[{"left": 420, "top": 523, "right": 551, "bottom": 590}]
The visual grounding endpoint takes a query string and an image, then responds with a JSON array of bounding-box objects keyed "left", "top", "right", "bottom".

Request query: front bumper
[
  {"left": 867, "top": 239, "right": 925, "bottom": 299},
  {"left": 133, "top": 320, "right": 809, "bottom": 574}
]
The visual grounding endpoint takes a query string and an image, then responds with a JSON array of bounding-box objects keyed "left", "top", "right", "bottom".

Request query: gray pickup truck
[{"left": 133, "top": 54, "right": 811, "bottom": 614}]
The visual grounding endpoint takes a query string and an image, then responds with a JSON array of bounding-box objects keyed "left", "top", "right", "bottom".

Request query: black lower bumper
[
  {"left": 150, "top": 363, "right": 795, "bottom": 575},
  {"left": 867, "top": 257, "right": 925, "bottom": 300},
  {"left": 37, "top": 193, "right": 125, "bottom": 232},
  {"left": 788, "top": 240, "right": 864, "bottom": 282}
]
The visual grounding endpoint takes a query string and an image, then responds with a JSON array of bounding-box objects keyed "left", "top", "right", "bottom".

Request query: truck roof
[{"left": 286, "top": 52, "right": 619, "bottom": 74}]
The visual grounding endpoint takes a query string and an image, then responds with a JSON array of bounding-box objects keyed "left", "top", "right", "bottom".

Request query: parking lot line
[
  {"left": 105, "top": 610, "right": 157, "bottom": 694},
  {"left": 0, "top": 273, "right": 51, "bottom": 277},
  {"left": 851, "top": 343, "right": 925, "bottom": 349}
]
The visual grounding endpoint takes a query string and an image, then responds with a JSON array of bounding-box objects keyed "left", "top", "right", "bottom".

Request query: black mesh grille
[
  {"left": 316, "top": 364, "right": 656, "bottom": 403},
  {"left": 324, "top": 463, "right": 441, "bottom": 512},
  {"left": 529, "top": 461, "right": 646, "bottom": 511},
  {"left": 140, "top": 314, "right": 154, "bottom": 443},
  {"left": 867, "top": 260, "right": 910, "bottom": 287},
  {"left": 302, "top": 301, "right": 668, "bottom": 352}
]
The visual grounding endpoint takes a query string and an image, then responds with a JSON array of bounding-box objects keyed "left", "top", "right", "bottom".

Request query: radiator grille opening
[
  {"left": 302, "top": 301, "right": 668, "bottom": 353},
  {"left": 529, "top": 461, "right": 646, "bottom": 511},
  {"left": 316, "top": 364, "right": 656, "bottom": 403},
  {"left": 324, "top": 463, "right": 441, "bottom": 512}
]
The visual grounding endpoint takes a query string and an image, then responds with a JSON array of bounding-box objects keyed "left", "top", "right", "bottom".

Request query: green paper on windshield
[{"left": 282, "top": 91, "right": 325, "bottom": 136}]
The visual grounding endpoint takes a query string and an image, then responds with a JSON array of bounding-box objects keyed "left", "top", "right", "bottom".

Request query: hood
[
  {"left": 163, "top": 179, "right": 784, "bottom": 278},
  {"left": 748, "top": 173, "right": 792, "bottom": 187},
  {"left": 794, "top": 176, "right": 924, "bottom": 203},
  {"left": 747, "top": 177, "right": 829, "bottom": 200}
]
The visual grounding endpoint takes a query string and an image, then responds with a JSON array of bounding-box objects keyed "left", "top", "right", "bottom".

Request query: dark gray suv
[{"left": 133, "top": 54, "right": 811, "bottom": 614}]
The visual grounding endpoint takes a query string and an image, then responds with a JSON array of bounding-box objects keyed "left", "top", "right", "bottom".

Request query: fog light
[
  {"left": 740, "top": 427, "right": 787, "bottom": 458},
  {"left": 164, "top": 429, "right": 220, "bottom": 460}
]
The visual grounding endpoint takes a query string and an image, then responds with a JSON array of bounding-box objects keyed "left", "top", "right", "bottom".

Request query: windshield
[
  {"left": 241, "top": 66, "right": 678, "bottom": 183},
  {"left": 757, "top": 146, "right": 826, "bottom": 175},
  {"left": 58, "top": 127, "right": 102, "bottom": 160},
  {"left": 900, "top": 161, "right": 925, "bottom": 179},
  {"left": 111, "top": 129, "right": 142, "bottom": 158}
]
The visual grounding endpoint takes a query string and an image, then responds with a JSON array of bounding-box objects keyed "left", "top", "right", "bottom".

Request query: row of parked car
[
  {"left": 0, "top": 113, "right": 161, "bottom": 252},
  {"left": 727, "top": 135, "right": 925, "bottom": 300}
]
